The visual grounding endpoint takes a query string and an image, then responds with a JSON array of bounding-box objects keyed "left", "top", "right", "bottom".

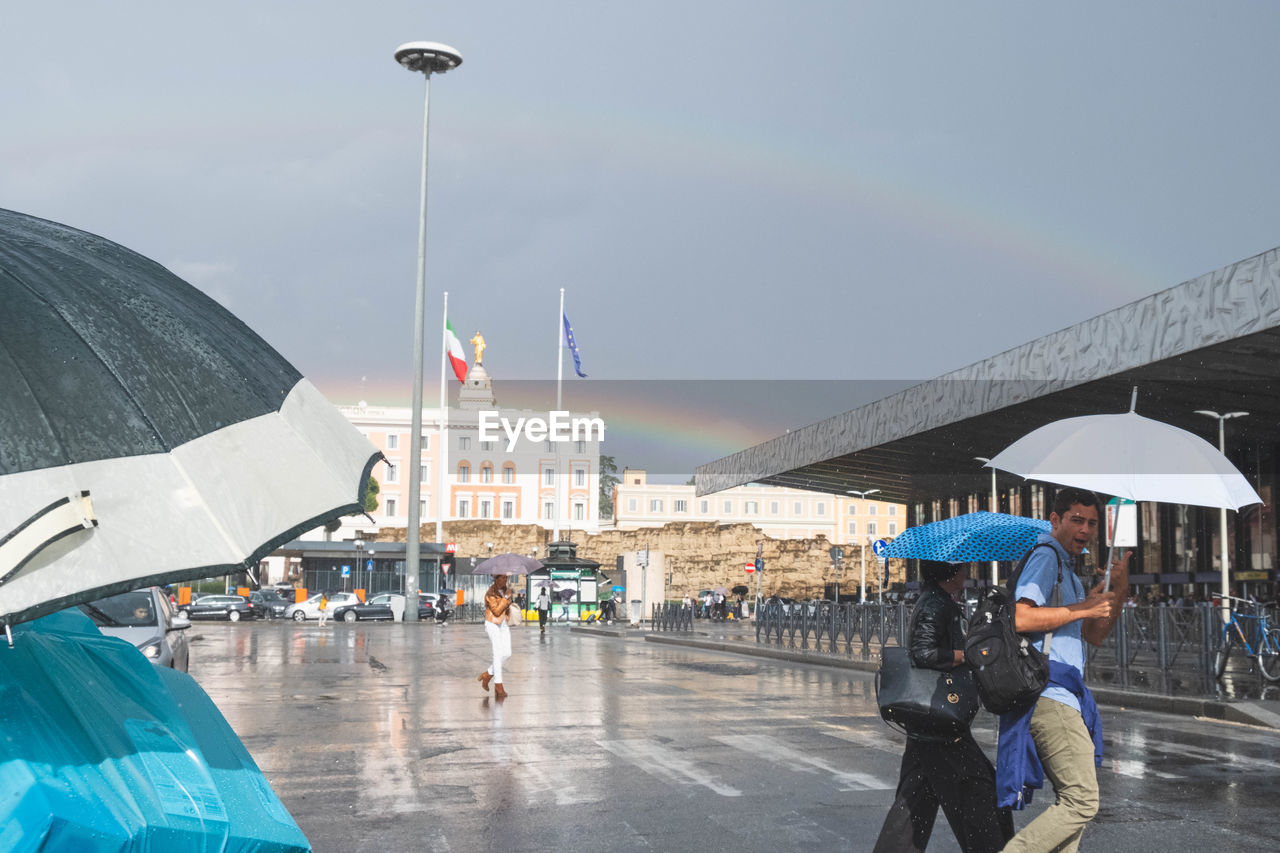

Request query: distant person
[
  {"left": 536, "top": 586, "right": 551, "bottom": 633},
  {"left": 478, "top": 573, "right": 514, "bottom": 699},
  {"left": 873, "top": 560, "right": 1012, "bottom": 853},
  {"left": 317, "top": 594, "right": 329, "bottom": 627}
]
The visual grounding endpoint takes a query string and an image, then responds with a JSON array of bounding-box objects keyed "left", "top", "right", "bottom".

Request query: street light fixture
[
  {"left": 974, "top": 456, "right": 1000, "bottom": 586},
  {"left": 395, "top": 40, "right": 462, "bottom": 622},
  {"left": 1194, "top": 409, "right": 1248, "bottom": 622},
  {"left": 847, "top": 489, "right": 881, "bottom": 603},
  {"left": 367, "top": 547, "right": 376, "bottom": 596},
  {"left": 354, "top": 540, "right": 365, "bottom": 597}
]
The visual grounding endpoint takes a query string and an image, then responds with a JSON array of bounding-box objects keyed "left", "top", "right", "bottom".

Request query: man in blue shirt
[{"left": 1002, "top": 488, "right": 1128, "bottom": 853}]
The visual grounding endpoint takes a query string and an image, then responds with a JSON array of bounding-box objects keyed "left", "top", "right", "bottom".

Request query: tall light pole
[
  {"left": 848, "top": 489, "right": 880, "bottom": 603},
  {"left": 354, "top": 540, "right": 365, "bottom": 598},
  {"left": 1194, "top": 409, "right": 1248, "bottom": 622},
  {"left": 395, "top": 41, "right": 462, "bottom": 622},
  {"left": 974, "top": 456, "right": 1000, "bottom": 586}
]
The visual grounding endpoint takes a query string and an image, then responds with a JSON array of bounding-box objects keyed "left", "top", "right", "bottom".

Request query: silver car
[{"left": 80, "top": 587, "right": 191, "bottom": 672}]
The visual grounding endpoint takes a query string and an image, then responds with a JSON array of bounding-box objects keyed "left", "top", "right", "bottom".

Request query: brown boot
[
  {"left": 494, "top": 683, "right": 508, "bottom": 699},
  {"left": 478, "top": 671, "right": 492, "bottom": 692}
]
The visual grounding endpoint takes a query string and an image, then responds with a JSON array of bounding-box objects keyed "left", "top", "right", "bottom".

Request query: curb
[{"left": 640, "top": 633, "right": 1280, "bottom": 730}]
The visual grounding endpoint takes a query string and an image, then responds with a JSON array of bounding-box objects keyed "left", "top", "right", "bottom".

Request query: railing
[{"left": 649, "top": 600, "right": 1263, "bottom": 695}]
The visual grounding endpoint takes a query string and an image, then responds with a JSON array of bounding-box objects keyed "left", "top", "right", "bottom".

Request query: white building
[
  {"left": 612, "top": 469, "right": 903, "bottom": 546},
  {"left": 313, "top": 364, "right": 602, "bottom": 542}
]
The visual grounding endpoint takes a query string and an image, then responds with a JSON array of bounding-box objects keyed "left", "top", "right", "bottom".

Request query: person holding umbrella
[
  {"left": 478, "top": 574, "right": 515, "bottom": 699},
  {"left": 1000, "top": 488, "right": 1128, "bottom": 853}
]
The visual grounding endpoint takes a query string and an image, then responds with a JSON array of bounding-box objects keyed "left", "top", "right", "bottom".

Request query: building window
[
  {"left": 545, "top": 440, "right": 554, "bottom": 452},
  {"left": 502, "top": 465, "right": 515, "bottom": 484},
  {"left": 574, "top": 468, "right": 586, "bottom": 487},
  {"left": 420, "top": 464, "right": 430, "bottom": 484},
  {"left": 502, "top": 501, "right": 514, "bottom": 519},
  {"left": 848, "top": 503, "right": 858, "bottom": 514},
  {"left": 574, "top": 503, "right": 585, "bottom": 521},
  {"left": 770, "top": 501, "right": 780, "bottom": 515},
  {"left": 848, "top": 520, "right": 857, "bottom": 536},
  {"left": 628, "top": 498, "right": 638, "bottom": 512},
  {"left": 481, "top": 464, "right": 493, "bottom": 483},
  {"left": 386, "top": 434, "right": 399, "bottom": 450},
  {"left": 458, "top": 500, "right": 470, "bottom": 518},
  {"left": 888, "top": 522, "right": 898, "bottom": 536},
  {"left": 816, "top": 502, "right": 826, "bottom": 516},
  {"left": 888, "top": 505, "right": 897, "bottom": 516},
  {"left": 744, "top": 501, "right": 759, "bottom": 515},
  {"left": 674, "top": 499, "right": 688, "bottom": 513},
  {"left": 480, "top": 500, "right": 492, "bottom": 519},
  {"left": 544, "top": 467, "right": 555, "bottom": 486},
  {"left": 543, "top": 502, "right": 554, "bottom": 520},
  {"left": 650, "top": 499, "right": 664, "bottom": 513},
  {"left": 481, "top": 440, "right": 495, "bottom": 451},
  {"left": 458, "top": 436, "right": 470, "bottom": 450},
  {"left": 793, "top": 501, "right": 802, "bottom": 515},
  {"left": 723, "top": 500, "right": 733, "bottom": 514},
  {"left": 385, "top": 463, "right": 398, "bottom": 483},
  {"left": 699, "top": 500, "right": 709, "bottom": 513},
  {"left": 386, "top": 497, "right": 398, "bottom": 517},
  {"left": 868, "top": 521, "right": 877, "bottom": 537},
  {"left": 868, "top": 504, "right": 877, "bottom": 515},
  {"left": 458, "top": 464, "right": 470, "bottom": 483},
  {"left": 421, "top": 434, "right": 429, "bottom": 450},
  {"left": 575, "top": 440, "right": 586, "bottom": 453}
]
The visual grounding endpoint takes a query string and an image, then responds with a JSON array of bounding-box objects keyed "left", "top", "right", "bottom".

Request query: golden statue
[{"left": 470, "top": 331, "right": 486, "bottom": 365}]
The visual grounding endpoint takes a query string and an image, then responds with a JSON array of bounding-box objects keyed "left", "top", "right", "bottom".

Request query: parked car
[
  {"left": 332, "top": 593, "right": 433, "bottom": 622},
  {"left": 181, "top": 593, "right": 256, "bottom": 622},
  {"left": 286, "top": 591, "right": 360, "bottom": 621},
  {"left": 79, "top": 587, "right": 191, "bottom": 671},
  {"left": 249, "top": 589, "right": 290, "bottom": 619}
]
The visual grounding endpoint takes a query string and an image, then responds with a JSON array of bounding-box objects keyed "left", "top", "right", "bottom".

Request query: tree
[
  {"left": 598, "top": 454, "right": 620, "bottom": 519},
  {"left": 347, "top": 477, "right": 379, "bottom": 516}
]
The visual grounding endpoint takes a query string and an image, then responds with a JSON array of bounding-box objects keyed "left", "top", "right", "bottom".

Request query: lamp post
[
  {"left": 354, "top": 540, "right": 365, "bottom": 598},
  {"left": 367, "top": 547, "right": 376, "bottom": 595},
  {"left": 974, "top": 456, "right": 1000, "bottom": 586},
  {"left": 1194, "top": 409, "right": 1248, "bottom": 622},
  {"left": 395, "top": 41, "right": 462, "bottom": 622},
  {"left": 848, "top": 489, "right": 880, "bottom": 603}
]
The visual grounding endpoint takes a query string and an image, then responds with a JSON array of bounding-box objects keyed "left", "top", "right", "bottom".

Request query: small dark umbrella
[
  {"left": 731, "top": 585, "right": 750, "bottom": 596},
  {"left": 556, "top": 589, "right": 577, "bottom": 602}
]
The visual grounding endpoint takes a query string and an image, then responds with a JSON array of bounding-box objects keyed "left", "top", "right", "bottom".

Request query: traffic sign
[
  {"left": 341, "top": 564, "right": 351, "bottom": 578},
  {"left": 445, "top": 542, "right": 457, "bottom": 553},
  {"left": 871, "top": 539, "right": 888, "bottom": 559},
  {"left": 745, "top": 563, "right": 755, "bottom": 574},
  {"left": 754, "top": 557, "right": 764, "bottom": 572}
]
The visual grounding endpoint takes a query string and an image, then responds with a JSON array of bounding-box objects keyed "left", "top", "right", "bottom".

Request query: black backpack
[{"left": 963, "top": 543, "right": 1062, "bottom": 715}]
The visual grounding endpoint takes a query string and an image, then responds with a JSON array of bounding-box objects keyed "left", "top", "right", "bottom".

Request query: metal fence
[{"left": 650, "top": 600, "right": 1262, "bottom": 694}]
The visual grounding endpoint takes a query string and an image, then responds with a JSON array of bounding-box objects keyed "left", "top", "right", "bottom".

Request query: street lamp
[
  {"left": 848, "top": 489, "right": 881, "bottom": 603},
  {"left": 395, "top": 40, "right": 462, "bottom": 622},
  {"left": 974, "top": 457, "right": 1000, "bottom": 586},
  {"left": 1194, "top": 409, "right": 1248, "bottom": 622}
]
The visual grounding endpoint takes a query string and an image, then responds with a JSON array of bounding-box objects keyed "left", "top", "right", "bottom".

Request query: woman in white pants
[{"left": 478, "top": 574, "right": 513, "bottom": 699}]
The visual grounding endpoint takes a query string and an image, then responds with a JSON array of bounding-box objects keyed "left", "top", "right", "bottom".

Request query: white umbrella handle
[{"left": 0, "top": 492, "right": 97, "bottom": 584}]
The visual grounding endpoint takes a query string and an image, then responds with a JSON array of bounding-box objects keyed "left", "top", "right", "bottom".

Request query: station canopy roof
[{"left": 696, "top": 245, "right": 1280, "bottom": 505}]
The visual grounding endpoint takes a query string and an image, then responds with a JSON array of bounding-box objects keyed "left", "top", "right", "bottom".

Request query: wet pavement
[{"left": 187, "top": 620, "right": 1280, "bottom": 852}]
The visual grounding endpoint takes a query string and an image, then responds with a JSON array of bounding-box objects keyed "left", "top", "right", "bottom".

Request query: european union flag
[{"left": 562, "top": 312, "right": 587, "bottom": 378}]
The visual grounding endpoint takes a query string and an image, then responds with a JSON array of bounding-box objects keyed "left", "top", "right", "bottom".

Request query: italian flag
[{"left": 445, "top": 319, "right": 468, "bottom": 383}]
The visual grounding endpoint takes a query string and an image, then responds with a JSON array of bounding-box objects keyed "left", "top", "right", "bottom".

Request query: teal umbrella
[{"left": 883, "top": 511, "right": 1050, "bottom": 562}]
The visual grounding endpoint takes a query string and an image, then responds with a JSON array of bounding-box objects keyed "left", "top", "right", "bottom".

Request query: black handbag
[{"left": 876, "top": 646, "right": 980, "bottom": 737}]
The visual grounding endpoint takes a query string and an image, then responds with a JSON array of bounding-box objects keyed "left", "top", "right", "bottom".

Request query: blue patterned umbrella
[{"left": 882, "top": 511, "right": 1051, "bottom": 562}]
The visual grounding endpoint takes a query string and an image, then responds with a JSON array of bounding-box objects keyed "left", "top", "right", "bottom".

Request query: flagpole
[
  {"left": 437, "top": 292, "right": 449, "bottom": 573},
  {"left": 554, "top": 287, "right": 565, "bottom": 541}
]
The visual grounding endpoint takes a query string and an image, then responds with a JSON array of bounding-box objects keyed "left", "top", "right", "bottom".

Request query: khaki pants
[{"left": 1003, "top": 697, "right": 1099, "bottom": 853}]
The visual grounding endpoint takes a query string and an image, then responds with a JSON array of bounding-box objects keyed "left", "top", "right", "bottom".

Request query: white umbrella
[{"left": 985, "top": 411, "right": 1261, "bottom": 511}]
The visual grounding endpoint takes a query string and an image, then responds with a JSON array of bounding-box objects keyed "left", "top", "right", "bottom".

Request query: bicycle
[{"left": 1212, "top": 596, "right": 1280, "bottom": 682}]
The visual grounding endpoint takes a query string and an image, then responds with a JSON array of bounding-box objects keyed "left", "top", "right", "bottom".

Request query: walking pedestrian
[
  {"left": 478, "top": 574, "right": 514, "bottom": 699},
  {"left": 873, "top": 561, "right": 1012, "bottom": 853},
  {"left": 999, "top": 488, "right": 1128, "bottom": 853},
  {"left": 536, "top": 585, "right": 551, "bottom": 633},
  {"left": 316, "top": 593, "right": 328, "bottom": 627}
]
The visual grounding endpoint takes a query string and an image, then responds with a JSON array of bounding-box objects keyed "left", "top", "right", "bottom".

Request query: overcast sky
[{"left": 5, "top": 2, "right": 1280, "bottom": 471}]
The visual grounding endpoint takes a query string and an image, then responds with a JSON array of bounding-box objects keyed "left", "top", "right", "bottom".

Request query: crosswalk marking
[
  {"left": 599, "top": 739, "right": 742, "bottom": 797},
  {"left": 717, "top": 734, "right": 894, "bottom": 791}
]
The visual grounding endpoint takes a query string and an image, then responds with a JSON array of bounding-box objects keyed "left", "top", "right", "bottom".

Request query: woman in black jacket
[{"left": 873, "top": 561, "right": 1012, "bottom": 853}]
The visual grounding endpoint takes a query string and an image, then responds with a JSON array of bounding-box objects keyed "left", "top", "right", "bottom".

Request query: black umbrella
[
  {"left": 731, "top": 585, "right": 750, "bottom": 596},
  {"left": 556, "top": 589, "right": 577, "bottom": 602},
  {"left": 0, "top": 209, "right": 381, "bottom": 626}
]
